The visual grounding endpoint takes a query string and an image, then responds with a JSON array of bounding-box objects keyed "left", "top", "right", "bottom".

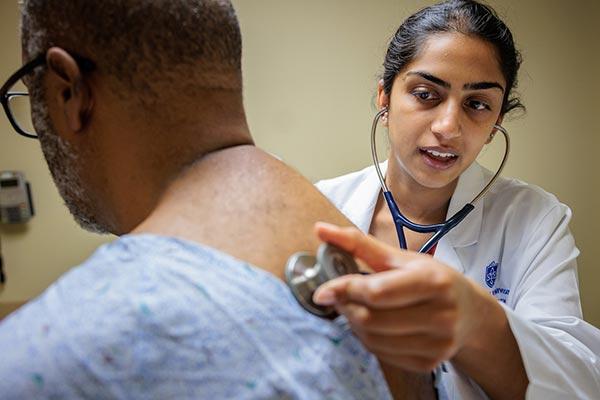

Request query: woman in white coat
[{"left": 312, "top": 0, "right": 600, "bottom": 399}]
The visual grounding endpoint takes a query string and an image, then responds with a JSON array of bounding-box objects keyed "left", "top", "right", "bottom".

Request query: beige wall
[{"left": 1, "top": 1, "right": 599, "bottom": 327}]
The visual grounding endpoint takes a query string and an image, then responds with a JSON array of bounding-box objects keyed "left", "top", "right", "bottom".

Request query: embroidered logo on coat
[{"left": 484, "top": 261, "right": 499, "bottom": 288}]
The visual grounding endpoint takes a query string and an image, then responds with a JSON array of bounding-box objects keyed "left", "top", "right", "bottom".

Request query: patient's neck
[{"left": 134, "top": 145, "right": 351, "bottom": 279}]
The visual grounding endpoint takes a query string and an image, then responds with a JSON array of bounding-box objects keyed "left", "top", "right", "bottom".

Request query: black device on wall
[
  {"left": 0, "top": 237, "right": 4, "bottom": 284},
  {"left": 0, "top": 171, "right": 34, "bottom": 224},
  {"left": 0, "top": 171, "right": 35, "bottom": 284}
]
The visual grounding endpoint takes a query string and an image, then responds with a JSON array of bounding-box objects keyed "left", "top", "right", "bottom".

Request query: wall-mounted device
[
  {"left": 0, "top": 171, "right": 34, "bottom": 224},
  {"left": 0, "top": 236, "right": 4, "bottom": 284}
]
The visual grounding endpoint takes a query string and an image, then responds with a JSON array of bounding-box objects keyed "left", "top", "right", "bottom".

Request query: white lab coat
[{"left": 316, "top": 161, "right": 600, "bottom": 400}]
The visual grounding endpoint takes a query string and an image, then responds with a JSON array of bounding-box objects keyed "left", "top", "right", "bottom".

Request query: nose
[{"left": 431, "top": 101, "right": 461, "bottom": 141}]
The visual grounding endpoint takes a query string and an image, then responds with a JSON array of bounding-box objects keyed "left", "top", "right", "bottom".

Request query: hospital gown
[{"left": 0, "top": 234, "right": 392, "bottom": 399}]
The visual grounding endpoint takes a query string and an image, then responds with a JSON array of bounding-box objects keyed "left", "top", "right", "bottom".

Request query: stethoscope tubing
[{"left": 371, "top": 107, "right": 510, "bottom": 252}]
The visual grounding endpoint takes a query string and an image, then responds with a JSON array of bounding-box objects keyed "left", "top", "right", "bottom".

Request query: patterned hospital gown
[{"left": 0, "top": 234, "right": 392, "bottom": 399}]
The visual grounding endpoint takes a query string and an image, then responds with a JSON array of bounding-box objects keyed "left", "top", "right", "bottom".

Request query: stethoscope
[
  {"left": 285, "top": 108, "right": 511, "bottom": 318},
  {"left": 285, "top": 242, "right": 362, "bottom": 319},
  {"left": 371, "top": 107, "right": 511, "bottom": 252},
  {"left": 285, "top": 110, "right": 510, "bottom": 398}
]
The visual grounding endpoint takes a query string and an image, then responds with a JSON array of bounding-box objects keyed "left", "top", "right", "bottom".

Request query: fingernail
[
  {"left": 316, "top": 221, "right": 336, "bottom": 230},
  {"left": 313, "top": 289, "right": 336, "bottom": 306}
]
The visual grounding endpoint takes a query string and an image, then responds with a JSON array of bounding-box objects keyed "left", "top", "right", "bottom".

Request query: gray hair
[{"left": 21, "top": 0, "right": 243, "bottom": 99}]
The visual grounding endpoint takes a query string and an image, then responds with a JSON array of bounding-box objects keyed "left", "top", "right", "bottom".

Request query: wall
[{"left": 1, "top": 0, "right": 598, "bottom": 326}]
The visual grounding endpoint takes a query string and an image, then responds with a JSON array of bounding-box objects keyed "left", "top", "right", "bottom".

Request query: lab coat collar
[
  {"left": 345, "top": 164, "right": 385, "bottom": 233},
  {"left": 364, "top": 161, "right": 485, "bottom": 249},
  {"left": 445, "top": 162, "right": 485, "bottom": 248}
]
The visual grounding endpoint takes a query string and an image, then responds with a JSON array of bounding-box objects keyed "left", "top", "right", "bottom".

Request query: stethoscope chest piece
[{"left": 285, "top": 243, "right": 360, "bottom": 319}]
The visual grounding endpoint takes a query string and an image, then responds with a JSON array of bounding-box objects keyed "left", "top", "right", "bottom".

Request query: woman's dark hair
[{"left": 382, "top": 0, "right": 524, "bottom": 115}]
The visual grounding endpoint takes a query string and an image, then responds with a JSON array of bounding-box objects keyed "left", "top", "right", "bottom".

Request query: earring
[{"left": 489, "top": 131, "right": 496, "bottom": 141}]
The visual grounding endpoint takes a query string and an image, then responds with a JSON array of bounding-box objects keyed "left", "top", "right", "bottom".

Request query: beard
[{"left": 30, "top": 83, "right": 110, "bottom": 234}]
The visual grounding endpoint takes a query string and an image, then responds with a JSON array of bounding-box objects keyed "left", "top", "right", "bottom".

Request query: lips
[{"left": 419, "top": 147, "right": 459, "bottom": 170}]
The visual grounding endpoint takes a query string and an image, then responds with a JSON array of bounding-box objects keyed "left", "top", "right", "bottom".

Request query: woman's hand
[
  {"left": 312, "top": 222, "right": 497, "bottom": 373},
  {"left": 312, "top": 222, "right": 528, "bottom": 399}
]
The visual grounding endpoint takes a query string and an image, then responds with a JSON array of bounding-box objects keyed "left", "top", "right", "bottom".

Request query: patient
[{"left": 0, "top": 0, "right": 418, "bottom": 398}]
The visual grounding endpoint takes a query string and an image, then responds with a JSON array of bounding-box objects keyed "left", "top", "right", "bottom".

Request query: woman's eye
[
  {"left": 412, "top": 90, "right": 438, "bottom": 101},
  {"left": 467, "top": 99, "right": 491, "bottom": 111}
]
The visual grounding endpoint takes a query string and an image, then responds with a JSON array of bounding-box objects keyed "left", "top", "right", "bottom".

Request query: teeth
[{"left": 425, "top": 149, "right": 456, "bottom": 158}]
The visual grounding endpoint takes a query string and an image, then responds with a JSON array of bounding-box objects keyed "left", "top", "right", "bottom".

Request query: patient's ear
[{"left": 45, "top": 47, "right": 93, "bottom": 135}]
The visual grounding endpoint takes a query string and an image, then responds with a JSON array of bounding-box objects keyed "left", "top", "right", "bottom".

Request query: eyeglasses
[{"left": 0, "top": 52, "right": 95, "bottom": 139}]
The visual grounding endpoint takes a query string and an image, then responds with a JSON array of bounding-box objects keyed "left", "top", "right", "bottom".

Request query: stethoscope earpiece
[
  {"left": 285, "top": 243, "right": 361, "bottom": 319},
  {"left": 380, "top": 107, "right": 389, "bottom": 125}
]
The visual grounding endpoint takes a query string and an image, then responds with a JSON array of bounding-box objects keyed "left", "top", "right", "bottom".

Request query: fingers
[
  {"left": 362, "top": 330, "right": 455, "bottom": 372},
  {"left": 338, "top": 302, "right": 459, "bottom": 372},
  {"left": 312, "top": 274, "right": 355, "bottom": 306},
  {"left": 314, "top": 266, "right": 445, "bottom": 309},
  {"left": 336, "top": 301, "right": 456, "bottom": 337},
  {"left": 314, "top": 222, "right": 418, "bottom": 272},
  {"left": 355, "top": 330, "right": 456, "bottom": 361}
]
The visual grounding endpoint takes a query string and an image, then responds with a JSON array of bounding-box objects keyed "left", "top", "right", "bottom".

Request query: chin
[
  {"left": 421, "top": 179, "right": 456, "bottom": 190},
  {"left": 411, "top": 169, "right": 460, "bottom": 190}
]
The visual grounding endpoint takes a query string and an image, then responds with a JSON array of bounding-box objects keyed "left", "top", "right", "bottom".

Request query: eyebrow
[{"left": 406, "top": 71, "right": 504, "bottom": 93}]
